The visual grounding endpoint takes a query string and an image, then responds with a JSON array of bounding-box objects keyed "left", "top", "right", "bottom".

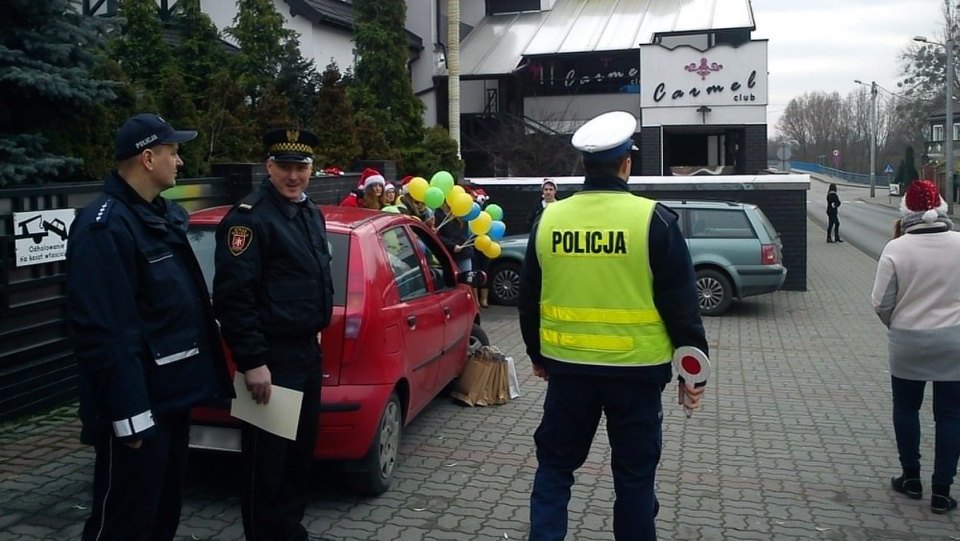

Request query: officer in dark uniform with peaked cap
[
  {"left": 68, "top": 113, "right": 234, "bottom": 541},
  {"left": 213, "top": 128, "right": 335, "bottom": 541},
  {"left": 518, "top": 111, "right": 709, "bottom": 541}
]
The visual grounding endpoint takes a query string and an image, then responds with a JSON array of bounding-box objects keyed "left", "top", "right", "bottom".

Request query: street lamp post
[
  {"left": 914, "top": 35, "right": 955, "bottom": 214},
  {"left": 855, "top": 79, "right": 878, "bottom": 197}
]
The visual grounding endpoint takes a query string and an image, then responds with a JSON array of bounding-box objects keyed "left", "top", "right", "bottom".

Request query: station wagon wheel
[
  {"left": 490, "top": 261, "right": 521, "bottom": 306},
  {"left": 344, "top": 392, "right": 402, "bottom": 496},
  {"left": 696, "top": 268, "right": 733, "bottom": 316}
]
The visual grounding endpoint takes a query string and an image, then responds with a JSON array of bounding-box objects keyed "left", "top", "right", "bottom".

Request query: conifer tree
[
  {"left": 356, "top": 113, "right": 400, "bottom": 163},
  {"left": 204, "top": 71, "right": 258, "bottom": 163},
  {"left": 226, "top": 0, "right": 295, "bottom": 104},
  {"left": 0, "top": 0, "right": 119, "bottom": 185},
  {"left": 156, "top": 65, "right": 205, "bottom": 176},
  {"left": 171, "top": 0, "right": 228, "bottom": 107},
  {"left": 256, "top": 85, "right": 294, "bottom": 137},
  {"left": 350, "top": 0, "right": 426, "bottom": 152},
  {"left": 314, "top": 62, "right": 361, "bottom": 170},
  {"left": 111, "top": 0, "right": 172, "bottom": 90},
  {"left": 277, "top": 38, "right": 321, "bottom": 127}
]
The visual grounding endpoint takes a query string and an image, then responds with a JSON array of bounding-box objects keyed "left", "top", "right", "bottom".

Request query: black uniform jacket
[
  {"left": 517, "top": 173, "right": 709, "bottom": 383},
  {"left": 67, "top": 172, "right": 233, "bottom": 443},
  {"left": 212, "top": 180, "right": 334, "bottom": 373}
]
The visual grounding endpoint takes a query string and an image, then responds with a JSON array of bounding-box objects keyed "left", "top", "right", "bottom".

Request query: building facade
[{"left": 82, "top": 0, "right": 768, "bottom": 178}]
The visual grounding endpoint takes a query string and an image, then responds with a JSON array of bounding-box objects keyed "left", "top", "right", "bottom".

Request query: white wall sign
[
  {"left": 640, "top": 41, "right": 768, "bottom": 109},
  {"left": 14, "top": 209, "right": 76, "bottom": 267}
]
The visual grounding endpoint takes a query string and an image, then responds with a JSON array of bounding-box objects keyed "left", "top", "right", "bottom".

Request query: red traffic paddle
[{"left": 672, "top": 346, "right": 710, "bottom": 417}]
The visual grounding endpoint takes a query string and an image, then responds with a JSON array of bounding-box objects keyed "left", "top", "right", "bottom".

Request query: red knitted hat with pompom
[{"left": 903, "top": 180, "right": 944, "bottom": 212}]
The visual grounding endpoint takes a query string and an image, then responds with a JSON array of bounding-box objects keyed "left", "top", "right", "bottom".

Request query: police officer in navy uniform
[
  {"left": 213, "top": 128, "right": 335, "bottom": 541},
  {"left": 518, "top": 111, "right": 708, "bottom": 541},
  {"left": 67, "top": 113, "right": 234, "bottom": 541}
]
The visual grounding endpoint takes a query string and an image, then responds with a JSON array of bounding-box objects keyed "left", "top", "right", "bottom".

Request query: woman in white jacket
[{"left": 871, "top": 179, "right": 960, "bottom": 515}]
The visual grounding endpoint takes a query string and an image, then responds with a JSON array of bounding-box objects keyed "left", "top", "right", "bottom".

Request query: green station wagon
[{"left": 488, "top": 199, "right": 787, "bottom": 316}]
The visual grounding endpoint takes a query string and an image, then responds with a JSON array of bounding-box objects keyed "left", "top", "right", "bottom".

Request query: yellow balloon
[
  {"left": 445, "top": 185, "right": 466, "bottom": 205},
  {"left": 408, "top": 177, "right": 429, "bottom": 201},
  {"left": 450, "top": 192, "right": 473, "bottom": 216},
  {"left": 474, "top": 234, "right": 491, "bottom": 252},
  {"left": 469, "top": 211, "right": 492, "bottom": 235},
  {"left": 484, "top": 242, "right": 502, "bottom": 258}
]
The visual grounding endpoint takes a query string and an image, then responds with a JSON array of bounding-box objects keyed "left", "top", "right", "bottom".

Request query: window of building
[{"left": 933, "top": 124, "right": 945, "bottom": 141}]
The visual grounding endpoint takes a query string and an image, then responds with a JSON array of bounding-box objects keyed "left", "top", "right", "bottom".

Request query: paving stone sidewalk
[{"left": 2, "top": 218, "right": 959, "bottom": 540}]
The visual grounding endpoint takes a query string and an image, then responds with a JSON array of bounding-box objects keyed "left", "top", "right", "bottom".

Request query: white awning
[{"left": 459, "top": 0, "right": 755, "bottom": 77}]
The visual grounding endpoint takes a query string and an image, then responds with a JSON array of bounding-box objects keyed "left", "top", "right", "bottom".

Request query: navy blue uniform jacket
[
  {"left": 517, "top": 173, "right": 709, "bottom": 383},
  {"left": 67, "top": 172, "right": 233, "bottom": 443},
  {"left": 212, "top": 180, "right": 334, "bottom": 374}
]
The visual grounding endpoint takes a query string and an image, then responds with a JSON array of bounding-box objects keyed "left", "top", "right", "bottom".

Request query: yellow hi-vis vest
[{"left": 535, "top": 191, "right": 673, "bottom": 367}]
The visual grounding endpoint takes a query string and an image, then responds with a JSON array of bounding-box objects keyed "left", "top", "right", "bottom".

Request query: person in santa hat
[
  {"left": 341, "top": 168, "right": 385, "bottom": 209},
  {"left": 381, "top": 182, "right": 397, "bottom": 207},
  {"left": 871, "top": 179, "right": 960, "bottom": 515},
  {"left": 357, "top": 168, "right": 385, "bottom": 210}
]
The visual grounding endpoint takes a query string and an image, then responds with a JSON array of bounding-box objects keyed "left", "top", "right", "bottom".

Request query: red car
[{"left": 187, "top": 205, "right": 489, "bottom": 495}]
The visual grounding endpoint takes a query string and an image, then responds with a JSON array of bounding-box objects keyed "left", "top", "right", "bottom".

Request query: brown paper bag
[{"left": 452, "top": 347, "right": 510, "bottom": 406}]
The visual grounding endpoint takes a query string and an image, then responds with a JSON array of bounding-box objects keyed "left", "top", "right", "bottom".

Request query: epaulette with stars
[{"left": 90, "top": 199, "right": 113, "bottom": 228}]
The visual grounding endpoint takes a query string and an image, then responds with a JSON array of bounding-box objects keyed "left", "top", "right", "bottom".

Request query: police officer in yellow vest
[{"left": 518, "top": 111, "right": 708, "bottom": 541}]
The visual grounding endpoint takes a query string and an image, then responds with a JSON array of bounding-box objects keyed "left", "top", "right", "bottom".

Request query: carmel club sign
[{"left": 639, "top": 41, "right": 768, "bottom": 108}]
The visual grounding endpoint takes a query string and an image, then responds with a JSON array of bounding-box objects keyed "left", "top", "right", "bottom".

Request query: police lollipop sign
[{"left": 672, "top": 346, "right": 710, "bottom": 418}]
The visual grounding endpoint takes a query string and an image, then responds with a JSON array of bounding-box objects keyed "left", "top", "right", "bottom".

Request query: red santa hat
[
  {"left": 359, "top": 167, "right": 385, "bottom": 190},
  {"left": 901, "top": 179, "right": 947, "bottom": 223},
  {"left": 400, "top": 175, "right": 415, "bottom": 194},
  {"left": 473, "top": 188, "right": 489, "bottom": 205}
]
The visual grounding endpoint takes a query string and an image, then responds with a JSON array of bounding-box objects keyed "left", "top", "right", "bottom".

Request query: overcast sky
[{"left": 751, "top": 0, "right": 947, "bottom": 135}]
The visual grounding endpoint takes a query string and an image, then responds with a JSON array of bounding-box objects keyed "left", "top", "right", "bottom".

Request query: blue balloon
[
  {"left": 464, "top": 202, "right": 481, "bottom": 221},
  {"left": 488, "top": 220, "right": 506, "bottom": 241}
]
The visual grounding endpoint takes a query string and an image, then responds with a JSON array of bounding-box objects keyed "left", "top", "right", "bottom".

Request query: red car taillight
[
  {"left": 341, "top": 238, "right": 366, "bottom": 364},
  {"left": 761, "top": 244, "right": 779, "bottom": 265}
]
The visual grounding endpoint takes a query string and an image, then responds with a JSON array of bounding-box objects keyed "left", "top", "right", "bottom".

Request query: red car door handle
[
  {"left": 407, "top": 315, "right": 417, "bottom": 328},
  {"left": 443, "top": 306, "right": 451, "bottom": 319}
]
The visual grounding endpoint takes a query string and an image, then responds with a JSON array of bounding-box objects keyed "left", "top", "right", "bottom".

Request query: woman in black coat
[
  {"left": 435, "top": 204, "right": 475, "bottom": 272},
  {"left": 826, "top": 183, "right": 843, "bottom": 243}
]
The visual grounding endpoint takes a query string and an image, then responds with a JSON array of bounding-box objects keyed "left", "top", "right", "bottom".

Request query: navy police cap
[
  {"left": 571, "top": 111, "right": 639, "bottom": 162},
  {"left": 115, "top": 113, "right": 197, "bottom": 161},
  {"left": 264, "top": 128, "right": 321, "bottom": 164}
]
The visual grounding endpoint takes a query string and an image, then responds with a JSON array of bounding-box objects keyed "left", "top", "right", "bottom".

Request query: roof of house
[
  {"left": 285, "top": 0, "right": 354, "bottom": 31},
  {"left": 283, "top": 0, "right": 423, "bottom": 52},
  {"left": 460, "top": 0, "right": 755, "bottom": 77}
]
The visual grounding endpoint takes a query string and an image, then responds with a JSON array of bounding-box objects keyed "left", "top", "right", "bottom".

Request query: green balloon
[
  {"left": 486, "top": 204, "right": 503, "bottom": 221},
  {"left": 430, "top": 171, "right": 455, "bottom": 196},
  {"left": 423, "top": 186, "right": 446, "bottom": 209}
]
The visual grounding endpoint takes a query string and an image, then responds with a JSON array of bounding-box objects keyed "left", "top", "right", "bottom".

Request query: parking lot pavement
[{"left": 2, "top": 218, "right": 960, "bottom": 540}]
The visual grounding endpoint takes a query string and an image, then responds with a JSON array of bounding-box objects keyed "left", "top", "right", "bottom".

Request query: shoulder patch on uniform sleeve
[{"left": 227, "top": 225, "right": 253, "bottom": 256}]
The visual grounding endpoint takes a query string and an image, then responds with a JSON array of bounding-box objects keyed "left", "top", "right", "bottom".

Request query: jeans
[
  {"left": 891, "top": 376, "right": 960, "bottom": 487},
  {"left": 529, "top": 374, "right": 664, "bottom": 541}
]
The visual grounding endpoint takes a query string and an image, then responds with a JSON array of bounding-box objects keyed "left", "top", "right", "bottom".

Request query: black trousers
[
  {"left": 241, "top": 340, "right": 322, "bottom": 541},
  {"left": 827, "top": 211, "right": 840, "bottom": 240},
  {"left": 82, "top": 411, "right": 190, "bottom": 541}
]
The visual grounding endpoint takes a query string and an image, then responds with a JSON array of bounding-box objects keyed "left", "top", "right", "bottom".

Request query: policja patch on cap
[
  {"left": 571, "top": 111, "right": 639, "bottom": 162},
  {"left": 114, "top": 113, "right": 198, "bottom": 161},
  {"left": 264, "top": 128, "right": 321, "bottom": 164}
]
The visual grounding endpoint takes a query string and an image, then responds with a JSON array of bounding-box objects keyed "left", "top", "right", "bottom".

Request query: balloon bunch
[{"left": 406, "top": 171, "right": 506, "bottom": 259}]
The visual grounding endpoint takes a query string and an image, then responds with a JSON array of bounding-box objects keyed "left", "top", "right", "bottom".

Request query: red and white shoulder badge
[{"left": 227, "top": 226, "right": 253, "bottom": 256}]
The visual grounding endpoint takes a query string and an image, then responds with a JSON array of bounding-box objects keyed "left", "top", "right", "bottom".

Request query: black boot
[
  {"left": 827, "top": 235, "right": 834, "bottom": 243},
  {"left": 892, "top": 475, "right": 922, "bottom": 499},
  {"left": 932, "top": 485, "right": 958, "bottom": 514}
]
